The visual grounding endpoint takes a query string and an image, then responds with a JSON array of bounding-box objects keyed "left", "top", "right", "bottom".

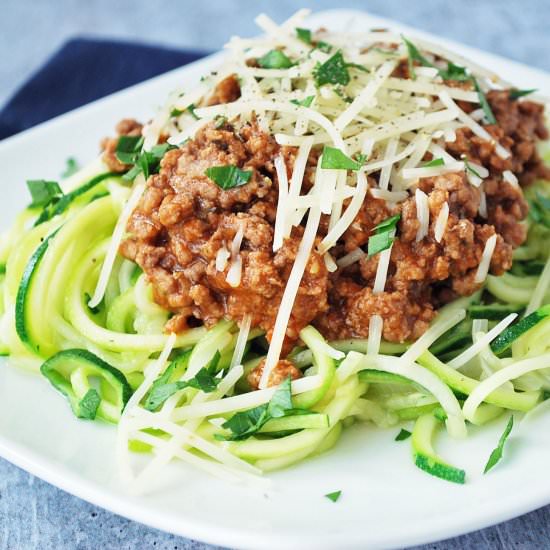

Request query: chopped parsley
[
  {"left": 296, "top": 27, "right": 312, "bottom": 44},
  {"left": 509, "top": 88, "right": 537, "bottom": 100},
  {"left": 438, "top": 61, "right": 470, "bottom": 82},
  {"left": 314, "top": 50, "right": 350, "bottom": 87},
  {"left": 145, "top": 352, "right": 221, "bottom": 411},
  {"left": 423, "top": 158, "right": 445, "bottom": 167},
  {"left": 484, "top": 416, "right": 514, "bottom": 473},
  {"left": 170, "top": 108, "right": 184, "bottom": 117},
  {"left": 463, "top": 158, "right": 482, "bottom": 178},
  {"left": 118, "top": 138, "right": 177, "bottom": 181},
  {"left": 78, "top": 389, "right": 101, "bottom": 420},
  {"left": 26, "top": 179, "right": 63, "bottom": 208},
  {"left": 346, "top": 62, "right": 369, "bottom": 74},
  {"left": 395, "top": 428, "right": 412, "bottom": 441},
  {"left": 205, "top": 165, "right": 253, "bottom": 190},
  {"left": 217, "top": 377, "right": 295, "bottom": 441},
  {"left": 315, "top": 41, "right": 333, "bottom": 54},
  {"left": 214, "top": 115, "right": 228, "bottom": 128},
  {"left": 61, "top": 157, "right": 80, "bottom": 178},
  {"left": 321, "top": 146, "right": 362, "bottom": 170},
  {"left": 473, "top": 78, "right": 497, "bottom": 124},
  {"left": 187, "top": 103, "right": 200, "bottom": 120},
  {"left": 258, "top": 49, "right": 294, "bottom": 69},
  {"left": 290, "top": 95, "right": 315, "bottom": 108},
  {"left": 115, "top": 135, "right": 143, "bottom": 164},
  {"left": 401, "top": 35, "right": 435, "bottom": 79},
  {"left": 367, "top": 214, "right": 400, "bottom": 257},
  {"left": 324, "top": 490, "right": 342, "bottom": 503}
]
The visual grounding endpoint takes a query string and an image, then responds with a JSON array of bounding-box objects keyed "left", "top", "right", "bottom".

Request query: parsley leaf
[
  {"left": 26, "top": 180, "right": 63, "bottom": 208},
  {"left": 509, "top": 88, "right": 537, "bottom": 100},
  {"left": 484, "top": 416, "right": 514, "bottom": 473},
  {"left": 401, "top": 35, "right": 435, "bottom": 79},
  {"left": 62, "top": 157, "right": 79, "bottom": 178},
  {"left": 473, "top": 78, "right": 497, "bottom": 124},
  {"left": 346, "top": 62, "right": 369, "bottom": 73},
  {"left": 395, "top": 428, "right": 412, "bottom": 441},
  {"left": 78, "top": 389, "right": 101, "bottom": 420},
  {"left": 205, "top": 165, "right": 253, "bottom": 190},
  {"left": 115, "top": 135, "right": 143, "bottom": 164},
  {"left": 314, "top": 51, "right": 350, "bottom": 87},
  {"left": 187, "top": 103, "right": 200, "bottom": 120},
  {"left": 290, "top": 95, "right": 315, "bottom": 108},
  {"left": 214, "top": 115, "right": 228, "bottom": 128},
  {"left": 325, "top": 490, "right": 342, "bottom": 503},
  {"left": 315, "top": 41, "right": 333, "bottom": 54},
  {"left": 321, "top": 146, "right": 362, "bottom": 171},
  {"left": 258, "top": 50, "right": 294, "bottom": 69},
  {"left": 219, "top": 376, "right": 294, "bottom": 441},
  {"left": 120, "top": 140, "right": 177, "bottom": 182},
  {"left": 463, "top": 158, "right": 482, "bottom": 178},
  {"left": 438, "top": 62, "right": 470, "bottom": 82},
  {"left": 145, "top": 351, "right": 221, "bottom": 411},
  {"left": 423, "top": 158, "right": 445, "bottom": 167},
  {"left": 296, "top": 27, "right": 312, "bottom": 44},
  {"left": 170, "top": 108, "right": 184, "bottom": 117},
  {"left": 367, "top": 214, "right": 401, "bottom": 257}
]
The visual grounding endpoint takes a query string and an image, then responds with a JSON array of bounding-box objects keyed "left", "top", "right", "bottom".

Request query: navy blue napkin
[{"left": 0, "top": 38, "right": 209, "bottom": 140}]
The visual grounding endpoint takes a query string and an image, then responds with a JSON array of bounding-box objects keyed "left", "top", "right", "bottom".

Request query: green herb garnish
[
  {"left": 509, "top": 88, "right": 537, "bottom": 100},
  {"left": 438, "top": 61, "right": 470, "bottom": 82},
  {"left": 61, "top": 157, "right": 79, "bottom": 178},
  {"left": 401, "top": 35, "right": 435, "bottom": 79},
  {"left": 367, "top": 214, "right": 401, "bottom": 257},
  {"left": 316, "top": 41, "right": 333, "bottom": 54},
  {"left": 187, "top": 103, "right": 200, "bottom": 120},
  {"left": 296, "top": 27, "right": 312, "bottom": 44},
  {"left": 121, "top": 140, "right": 176, "bottom": 181},
  {"left": 145, "top": 352, "right": 221, "bottom": 411},
  {"left": 325, "top": 490, "right": 342, "bottom": 503},
  {"left": 423, "top": 158, "right": 445, "bottom": 167},
  {"left": 473, "top": 78, "right": 497, "bottom": 124},
  {"left": 26, "top": 180, "right": 63, "bottom": 208},
  {"left": 463, "top": 158, "right": 482, "bottom": 178},
  {"left": 314, "top": 50, "right": 350, "bottom": 87},
  {"left": 205, "top": 165, "right": 253, "bottom": 190},
  {"left": 214, "top": 115, "right": 228, "bottom": 128},
  {"left": 321, "top": 146, "right": 362, "bottom": 170},
  {"left": 115, "top": 135, "right": 143, "bottom": 164},
  {"left": 78, "top": 389, "right": 101, "bottom": 420},
  {"left": 395, "top": 428, "right": 412, "bottom": 441},
  {"left": 290, "top": 95, "right": 315, "bottom": 108},
  {"left": 484, "top": 416, "right": 514, "bottom": 473},
  {"left": 258, "top": 49, "right": 294, "bottom": 69},
  {"left": 218, "top": 377, "right": 294, "bottom": 441}
]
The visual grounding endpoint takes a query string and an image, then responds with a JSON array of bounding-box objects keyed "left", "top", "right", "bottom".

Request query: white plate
[{"left": 1, "top": 9, "right": 550, "bottom": 550}]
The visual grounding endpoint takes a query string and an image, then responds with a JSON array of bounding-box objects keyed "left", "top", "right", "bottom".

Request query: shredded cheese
[
  {"left": 474, "top": 234, "right": 497, "bottom": 283},
  {"left": 415, "top": 188, "right": 430, "bottom": 242},
  {"left": 434, "top": 202, "right": 449, "bottom": 243}
]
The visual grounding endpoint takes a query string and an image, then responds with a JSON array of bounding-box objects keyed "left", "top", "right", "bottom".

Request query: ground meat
[
  {"left": 205, "top": 75, "right": 241, "bottom": 106},
  {"left": 120, "top": 120, "right": 328, "bottom": 348},
  {"left": 100, "top": 119, "right": 143, "bottom": 172},
  {"left": 117, "top": 87, "right": 544, "bottom": 348},
  {"left": 247, "top": 359, "right": 302, "bottom": 390}
]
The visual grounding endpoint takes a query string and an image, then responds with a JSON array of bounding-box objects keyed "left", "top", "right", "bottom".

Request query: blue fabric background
[{"left": 1, "top": 1, "right": 550, "bottom": 549}]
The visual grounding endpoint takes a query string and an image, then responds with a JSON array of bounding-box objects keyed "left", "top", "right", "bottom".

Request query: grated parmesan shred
[{"left": 474, "top": 234, "right": 497, "bottom": 283}]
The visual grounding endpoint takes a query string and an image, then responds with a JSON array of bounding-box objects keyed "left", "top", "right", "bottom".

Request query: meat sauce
[{"left": 105, "top": 75, "right": 549, "bottom": 352}]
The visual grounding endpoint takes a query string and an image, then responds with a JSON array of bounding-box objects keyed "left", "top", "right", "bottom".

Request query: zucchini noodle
[{"left": 2, "top": 9, "right": 550, "bottom": 493}]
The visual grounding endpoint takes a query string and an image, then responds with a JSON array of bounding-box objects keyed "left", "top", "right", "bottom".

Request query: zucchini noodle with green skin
[{"left": 3, "top": 10, "right": 550, "bottom": 490}]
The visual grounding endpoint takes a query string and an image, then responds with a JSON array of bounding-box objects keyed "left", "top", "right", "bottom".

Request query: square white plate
[{"left": 1, "top": 9, "right": 550, "bottom": 550}]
